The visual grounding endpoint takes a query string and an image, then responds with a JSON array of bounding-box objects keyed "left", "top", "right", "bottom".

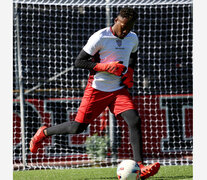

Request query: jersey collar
[
  {"left": 110, "top": 26, "right": 116, "bottom": 36},
  {"left": 110, "top": 26, "right": 129, "bottom": 39}
]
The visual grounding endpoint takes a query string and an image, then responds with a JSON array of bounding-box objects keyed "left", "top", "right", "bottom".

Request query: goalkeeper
[{"left": 30, "top": 7, "right": 160, "bottom": 179}]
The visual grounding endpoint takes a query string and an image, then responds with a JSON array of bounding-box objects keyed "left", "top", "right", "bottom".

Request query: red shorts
[{"left": 75, "top": 85, "right": 136, "bottom": 123}]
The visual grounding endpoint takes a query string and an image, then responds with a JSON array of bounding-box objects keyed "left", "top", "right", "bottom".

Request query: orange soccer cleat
[
  {"left": 29, "top": 126, "right": 47, "bottom": 153},
  {"left": 139, "top": 162, "right": 160, "bottom": 179}
]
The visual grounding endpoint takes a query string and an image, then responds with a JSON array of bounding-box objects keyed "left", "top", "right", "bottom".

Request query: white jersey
[{"left": 83, "top": 27, "right": 138, "bottom": 92}]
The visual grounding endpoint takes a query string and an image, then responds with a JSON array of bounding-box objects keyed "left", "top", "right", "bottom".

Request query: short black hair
[{"left": 118, "top": 7, "right": 138, "bottom": 22}]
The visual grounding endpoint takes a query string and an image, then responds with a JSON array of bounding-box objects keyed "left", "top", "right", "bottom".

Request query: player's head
[{"left": 112, "top": 7, "right": 137, "bottom": 39}]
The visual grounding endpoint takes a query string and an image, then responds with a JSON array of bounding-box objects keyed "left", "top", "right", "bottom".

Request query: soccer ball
[{"left": 117, "top": 159, "right": 141, "bottom": 180}]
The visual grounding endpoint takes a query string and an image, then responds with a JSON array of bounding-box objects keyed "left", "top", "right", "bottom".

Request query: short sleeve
[
  {"left": 131, "top": 34, "right": 139, "bottom": 53},
  {"left": 83, "top": 31, "right": 102, "bottom": 56}
]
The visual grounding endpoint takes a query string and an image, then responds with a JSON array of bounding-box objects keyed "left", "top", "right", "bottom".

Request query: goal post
[{"left": 13, "top": 0, "right": 193, "bottom": 176}]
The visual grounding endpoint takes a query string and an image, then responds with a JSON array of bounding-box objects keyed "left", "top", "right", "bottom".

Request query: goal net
[{"left": 13, "top": 0, "right": 193, "bottom": 176}]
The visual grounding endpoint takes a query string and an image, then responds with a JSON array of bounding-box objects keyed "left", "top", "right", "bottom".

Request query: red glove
[
  {"left": 120, "top": 67, "right": 134, "bottom": 88},
  {"left": 93, "top": 61, "right": 126, "bottom": 76}
]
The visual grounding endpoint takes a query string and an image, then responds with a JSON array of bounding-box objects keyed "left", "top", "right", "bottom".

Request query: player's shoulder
[
  {"left": 127, "top": 31, "right": 138, "bottom": 42},
  {"left": 87, "top": 28, "right": 109, "bottom": 44},
  {"left": 128, "top": 31, "right": 138, "bottom": 38},
  {"left": 93, "top": 27, "right": 110, "bottom": 37}
]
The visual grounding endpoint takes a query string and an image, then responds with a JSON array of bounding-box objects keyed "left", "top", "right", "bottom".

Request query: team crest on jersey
[{"left": 116, "top": 39, "right": 122, "bottom": 47}]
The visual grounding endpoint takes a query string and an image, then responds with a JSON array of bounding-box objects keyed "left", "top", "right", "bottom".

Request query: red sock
[
  {"left": 137, "top": 161, "right": 144, "bottom": 168},
  {"left": 43, "top": 129, "right": 47, "bottom": 136}
]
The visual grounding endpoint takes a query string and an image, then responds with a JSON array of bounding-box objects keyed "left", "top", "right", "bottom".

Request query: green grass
[{"left": 13, "top": 165, "right": 193, "bottom": 180}]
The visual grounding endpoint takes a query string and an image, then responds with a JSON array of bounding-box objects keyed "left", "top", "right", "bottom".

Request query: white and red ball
[{"left": 117, "top": 159, "right": 141, "bottom": 180}]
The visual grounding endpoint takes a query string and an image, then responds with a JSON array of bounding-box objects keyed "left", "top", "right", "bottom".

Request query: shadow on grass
[
  {"left": 83, "top": 177, "right": 117, "bottom": 180},
  {"left": 84, "top": 175, "right": 193, "bottom": 180},
  {"left": 148, "top": 175, "right": 193, "bottom": 180}
]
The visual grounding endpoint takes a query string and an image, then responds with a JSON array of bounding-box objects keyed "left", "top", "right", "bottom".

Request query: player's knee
[
  {"left": 76, "top": 123, "right": 89, "bottom": 134},
  {"left": 128, "top": 116, "right": 141, "bottom": 129},
  {"left": 70, "top": 121, "right": 89, "bottom": 134},
  {"left": 121, "top": 109, "right": 141, "bottom": 129}
]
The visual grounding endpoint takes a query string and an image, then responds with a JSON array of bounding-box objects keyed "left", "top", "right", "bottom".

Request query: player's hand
[
  {"left": 120, "top": 67, "right": 134, "bottom": 88},
  {"left": 93, "top": 61, "right": 126, "bottom": 76}
]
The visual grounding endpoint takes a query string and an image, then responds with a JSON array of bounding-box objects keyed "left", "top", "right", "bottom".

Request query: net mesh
[{"left": 13, "top": 0, "right": 193, "bottom": 173}]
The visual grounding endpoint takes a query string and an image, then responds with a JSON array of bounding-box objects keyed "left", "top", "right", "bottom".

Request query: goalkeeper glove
[
  {"left": 120, "top": 67, "right": 134, "bottom": 88},
  {"left": 93, "top": 61, "right": 126, "bottom": 76}
]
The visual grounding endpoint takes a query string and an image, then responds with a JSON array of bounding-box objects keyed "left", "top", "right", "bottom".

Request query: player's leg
[
  {"left": 30, "top": 85, "right": 115, "bottom": 153},
  {"left": 120, "top": 109, "right": 160, "bottom": 179},
  {"left": 29, "top": 122, "right": 89, "bottom": 153},
  {"left": 111, "top": 88, "right": 160, "bottom": 179},
  {"left": 109, "top": 88, "right": 144, "bottom": 162},
  {"left": 45, "top": 121, "right": 89, "bottom": 135},
  {"left": 120, "top": 109, "right": 143, "bottom": 163}
]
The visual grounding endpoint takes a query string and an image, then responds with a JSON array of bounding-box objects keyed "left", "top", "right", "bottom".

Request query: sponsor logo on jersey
[
  {"left": 115, "top": 39, "right": 125, "bottom": 49},
  {"left": 116, "top": 39, "right": 122, "bottom": 47}
]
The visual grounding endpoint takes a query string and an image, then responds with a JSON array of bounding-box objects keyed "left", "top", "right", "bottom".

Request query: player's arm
[
  {"left": 128, "top": 51, "right": 138, "bottom": 70},
  {"left": 75, "top": 49, "right": 126, "bottom": 76},
  {"left": 75, "top": 49, "right": 96, "bottom": 69},
  {"left": 120, "top": 51, "right": 138, "bottom": 88}
]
